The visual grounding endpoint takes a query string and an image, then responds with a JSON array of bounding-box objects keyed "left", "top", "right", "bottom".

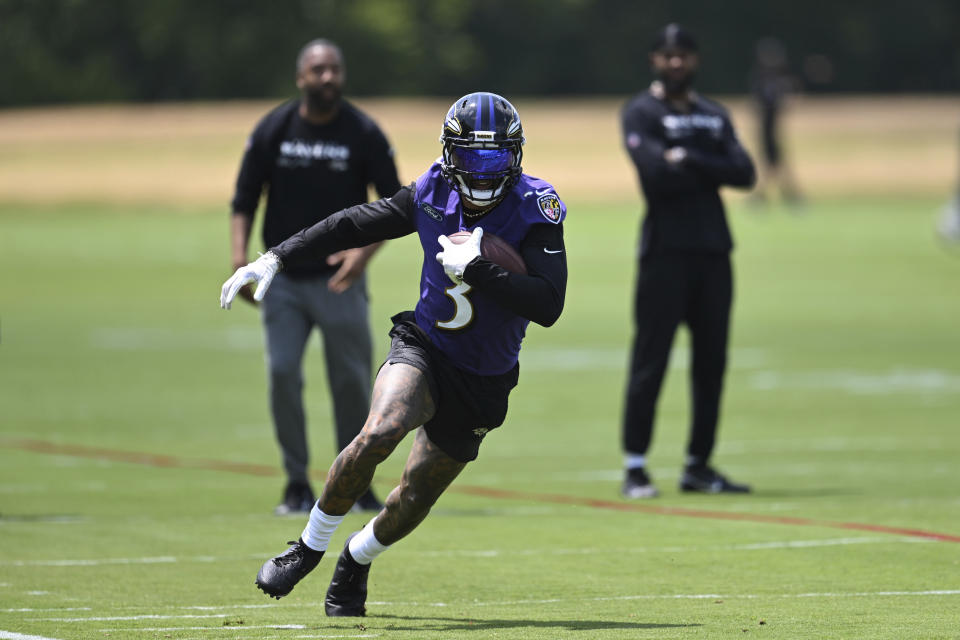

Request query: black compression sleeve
[
  {"left": 461, "top": 223, "right": 567, "bottom": 327},
  {"left": 270, "top": 184, "right": 417, "bottom": 270}
]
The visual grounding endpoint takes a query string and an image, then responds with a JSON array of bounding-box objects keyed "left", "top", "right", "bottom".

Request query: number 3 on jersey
[{"left": 436, "top": 281, "right": 474, "bottom": 330}]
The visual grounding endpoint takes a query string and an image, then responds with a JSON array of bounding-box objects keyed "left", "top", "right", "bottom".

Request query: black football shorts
[{"left": 384, "top": 312, "right": 519, "bottom": 462}]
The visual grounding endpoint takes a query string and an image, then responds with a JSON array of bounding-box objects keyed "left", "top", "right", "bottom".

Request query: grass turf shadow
[{"left": 358, "top": 613, "right": 699, "bottom": 632}]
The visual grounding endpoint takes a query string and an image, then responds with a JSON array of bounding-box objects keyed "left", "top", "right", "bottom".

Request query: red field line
[
  {"left": 2, "top": 438, "right": 278, "bottom": 477},
  {"left": 448, "top": 485, "right": 960, "bottom": 543},
  {"left": 4, "top": 437, "right": 959, "bottom": 543}
]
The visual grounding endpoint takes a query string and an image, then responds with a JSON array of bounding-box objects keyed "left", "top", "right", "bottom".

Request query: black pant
[{"left": 622, "top": 251, "right": 732, "bottom": 465}]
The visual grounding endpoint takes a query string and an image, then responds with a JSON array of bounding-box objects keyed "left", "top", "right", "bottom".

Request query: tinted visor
[{"left": 450, "top": 147, "right": 514, "bottom": 174}]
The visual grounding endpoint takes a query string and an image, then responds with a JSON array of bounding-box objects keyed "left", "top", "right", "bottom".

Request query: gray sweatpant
[{"left": 261, "top": 272, "right": 373, "bottom": 485}]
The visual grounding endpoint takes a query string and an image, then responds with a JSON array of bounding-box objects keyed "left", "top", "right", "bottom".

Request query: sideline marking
[
  {"left": 3, "top": 437, "right": 959, "bottom": 543},
  {"left": 0, "top": 631, "right": 66, "bottom": 640}
]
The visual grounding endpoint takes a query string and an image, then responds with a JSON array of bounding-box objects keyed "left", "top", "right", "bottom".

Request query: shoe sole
[
  {"left": 255, "top": 579, "right": 290, "bottom": 600},
  {"left": 325, "top": 605, "right": 365, "bottom": 617},
  {"left": 679, "top": 482, "right": 750, "bottom": 494},
  {"left": 621, "top": 486, "right": 659, "bottom": 499}
]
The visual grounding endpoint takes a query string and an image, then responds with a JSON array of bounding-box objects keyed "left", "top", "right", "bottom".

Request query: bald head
[
  {"left": 296, "top": 39, "right": 345, "bottom": 120},
  {"left": 296, "top": 39, "right": 344, "bottom": 73}
]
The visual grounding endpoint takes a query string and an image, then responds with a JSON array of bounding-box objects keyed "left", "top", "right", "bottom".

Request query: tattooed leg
[
  {"left": 373, "top": 427, "right": 467, "bottom": 545},
  {"left": 318, "top": 362, "right": 435, "bottom": 515}
]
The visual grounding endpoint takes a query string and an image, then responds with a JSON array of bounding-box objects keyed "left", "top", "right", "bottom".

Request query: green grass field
[
  {"left": 2, "top": 98, "right": 960, "bottom": 639},
  {"left": 3, "top": 194, "right": 959, "bottom": 640}
]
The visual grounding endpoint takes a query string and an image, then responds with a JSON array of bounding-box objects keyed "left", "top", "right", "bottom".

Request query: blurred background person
[
  {"left": 936, "top": 126, "right": 960, "bottom": 245},
  {"left": 749, "top": 36, "right": 804, "bottom": 207},
  {"left": 619, "top": 24, "right": 756, "bottom": 499},
  {"left": 230, "top": 38, "right": 401, "bottom": 515}
]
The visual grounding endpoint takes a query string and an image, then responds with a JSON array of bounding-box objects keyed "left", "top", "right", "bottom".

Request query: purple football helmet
[{"left": 440, "top": 92, "right": 524, "bottom": 207}]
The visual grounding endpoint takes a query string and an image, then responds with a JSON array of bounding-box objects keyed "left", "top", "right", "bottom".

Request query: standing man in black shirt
[
  {"left": 231, "top": 39, "right": 401, "bottom": 514},
  {"left": 619, "top": 24, "right": 756, "bottom": 499}
]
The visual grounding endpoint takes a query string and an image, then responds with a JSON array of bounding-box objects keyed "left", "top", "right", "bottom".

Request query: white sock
[
  {"left": 625, "top": 453, "right": 646, "bottom": 470},
  {"left": 300, "top": 505, "right": 344, "bottom": 552},
  {"left": 347, "top": 517, "right": 390, "bottom": 565}
]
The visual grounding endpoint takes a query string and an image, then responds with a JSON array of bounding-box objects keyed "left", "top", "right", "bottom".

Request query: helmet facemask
[{"left": 441, "top": 141, "right": 523, "bottom": 208}]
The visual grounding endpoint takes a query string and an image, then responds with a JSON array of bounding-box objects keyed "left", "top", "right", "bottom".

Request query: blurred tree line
[{"left": 1, "top": 0, "right": 957, "bottom": 106}]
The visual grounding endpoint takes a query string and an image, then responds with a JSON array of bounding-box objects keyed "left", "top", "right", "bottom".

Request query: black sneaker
[
  {"left": 255, "top": 539, "right": 323, "bottom": 599},
  {"left": 349, "top": 487, "right": 384, "bottom": 513},
  {"left": 274, "top": 482, "right": 316, "bottom": 516},
  {"left": 679, "top": 465, "right": 751, "bottom": 494},
  {"left": 325, "top": 532, "right": 370, "bottom": 617},
  {"left": 621, "top": 467, "right": 659, "bottom": 499}
]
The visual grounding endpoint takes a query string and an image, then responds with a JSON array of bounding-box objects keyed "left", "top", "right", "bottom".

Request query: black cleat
[
  {"left": 325, "top": 533, "right": 370, "bottom": 617},
  {"left": 274, "top": 482, "right": 316, "bottom": 516},
  {"left": 679, "top": 465, "right": 751, "bottom": 494},
  {"left": 349, "top": 488, "right": 384, "bottom": 513},
  {"left": 256, "top": 539, "right": 323, "bottom": 599},
  {"left": 621, "top": 467, "right": 659, "bottom": 499}
]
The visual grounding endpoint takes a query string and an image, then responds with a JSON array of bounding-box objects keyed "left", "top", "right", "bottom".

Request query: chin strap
[{"left": 461, "top": 196, "right": 505, "bottom": 218}]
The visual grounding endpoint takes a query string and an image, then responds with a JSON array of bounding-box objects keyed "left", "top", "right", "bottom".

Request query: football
[{"left": 446, "top": 230, "right": 527, "bottom": 274}]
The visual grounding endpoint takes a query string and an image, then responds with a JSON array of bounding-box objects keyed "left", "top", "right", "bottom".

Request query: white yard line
[
  {"left": 410, "top": 536, "right": 914, "bottom": 557},
  {"left": 35, "top": 614, "right": 231, "bottom": 622},
  {"left": 30, "top": 588, "right": 960, "bottom": 625},
  {"left": 89, "top": 331, "right": 770, "bottom": 374},
  {"left": 371, "top": 589, "right": 960, "bottom": 608},
  {"left": 0, "top": 536, "right": 927, "bottom": 570},
  {"left": 749, "top": 368, "right": 960, "bottom": 394},
  {"left": 1, "top": 609, "right": 90, "bottom": 613},
  {"left": 3, "top": 557, "right": 178, "bottom": 567},
  {"left": 1, "top": 555, "right": 248, "bottom": 567},
  {"left": 286, "top": 633, "right": 380, "bottom": 640},
  {"left": 0, "top": 631, "right": 66, "bottom": 640},
  {"left": 103, "top": 627, "right": 380, "bottom": 637},
  {"left": 104, "top": 625, "right": 307, "bottom": 632}
]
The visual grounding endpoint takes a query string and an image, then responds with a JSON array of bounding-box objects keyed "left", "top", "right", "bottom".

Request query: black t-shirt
[
  {"left": 621, "top": 89, "right": 755, "bottom": 256},
  {"left": 231, "top": 99, "right": 401, "bottom": 276}
]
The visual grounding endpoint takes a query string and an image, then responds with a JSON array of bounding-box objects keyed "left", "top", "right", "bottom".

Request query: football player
[{"left": 221, "top": 92, "right": 567, "bottom": 616}]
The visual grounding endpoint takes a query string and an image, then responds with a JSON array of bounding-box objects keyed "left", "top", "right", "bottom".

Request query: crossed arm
[{"left": 622, "top": 107, "right": 755, "bottom": 194}]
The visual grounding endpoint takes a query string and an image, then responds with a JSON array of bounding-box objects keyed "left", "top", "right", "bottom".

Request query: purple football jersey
[{"left": 412, "top": 163, "right": 566, "bottom": 375}]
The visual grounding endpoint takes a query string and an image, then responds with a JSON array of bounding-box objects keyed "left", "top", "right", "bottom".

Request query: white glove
[
  {"left": 436, "top": 227, "right": 483, "bottom": 283},
  {"left": 220, "top": 252, "right": 281, "bottom": 309}
]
